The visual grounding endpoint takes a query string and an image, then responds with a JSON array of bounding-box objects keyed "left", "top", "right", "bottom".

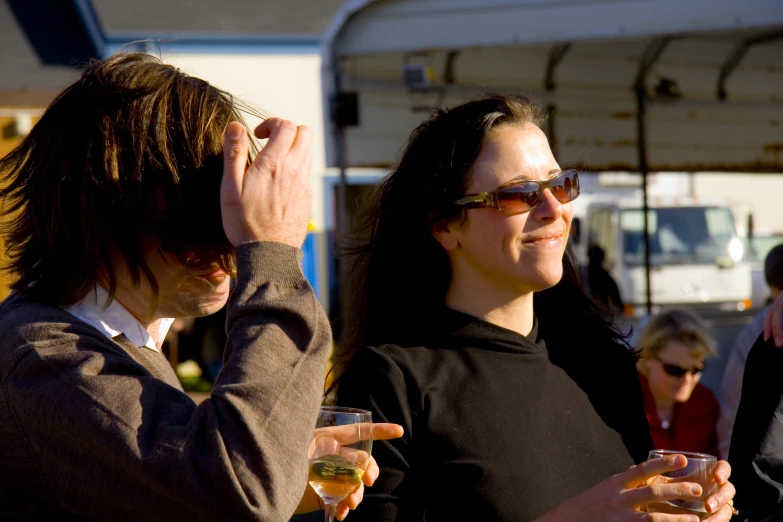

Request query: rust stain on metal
[
  {"left": 611, "top": 111, "right": 634, "bottom": 120},
  {"left": 348, "top": 161, "right": 783, "bottom": 173},
  {"left": 764, "top": 143, "right": 783, "bottom": 162},
  {"left": 562, "top": 161, "right": 783, "bottom": 173}
]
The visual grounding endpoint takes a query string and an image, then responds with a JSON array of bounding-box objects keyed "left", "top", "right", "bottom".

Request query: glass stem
[{"left": 324, "top": 501, "right": 338, "bottom": 522}]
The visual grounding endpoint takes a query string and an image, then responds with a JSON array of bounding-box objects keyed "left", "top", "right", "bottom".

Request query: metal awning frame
[{"left": 322, "top": 0, "right": 783, "bottom": 317}]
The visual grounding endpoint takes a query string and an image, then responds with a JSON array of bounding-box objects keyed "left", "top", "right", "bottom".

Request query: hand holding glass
[
  {"left": 646, "top": 450, "right": 718, "bottom": 520},
  {"left": 308, "top": 407, "right": 373, "bottom": 522}
]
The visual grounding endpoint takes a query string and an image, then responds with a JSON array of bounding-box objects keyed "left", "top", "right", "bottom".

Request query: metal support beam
[
  {"left": 545, "top": 43, "right": 572, "bottom": 91},
  {"left": 333, "top": 57, "right": 350, "bottom": 338},
  {"left": 444, "top": 50, "right": 460, "bottom": 84},
  {"left": 635, "top": 37, "right": 672, "bottom": 315},
  {"left": 717, "top": 28, "right": 783, "bottom": 100},
  {"left": 544, "top": 43, "right": 571, "bottom": 158}
]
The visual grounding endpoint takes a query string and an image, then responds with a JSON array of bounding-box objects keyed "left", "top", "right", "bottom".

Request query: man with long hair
[{"left": 0, "top": 53, "right": 331, "bottom": 520}]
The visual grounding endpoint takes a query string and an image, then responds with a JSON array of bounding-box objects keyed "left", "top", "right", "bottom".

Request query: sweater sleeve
[
  {"left": 335, "top": 346, "right": 425, "bottom": 522},
  {"left": 0, "top": 241, "right": 331, "bottom": 522}
]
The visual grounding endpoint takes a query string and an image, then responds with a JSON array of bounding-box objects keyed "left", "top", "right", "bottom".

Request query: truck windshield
[{"left": 621, "top": 206, "right": 738, "bottom": 266}]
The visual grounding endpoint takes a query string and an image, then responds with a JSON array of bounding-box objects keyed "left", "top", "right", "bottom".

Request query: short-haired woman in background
[{"left": 637, "top": 310, "right": 720, "bottom": 456}]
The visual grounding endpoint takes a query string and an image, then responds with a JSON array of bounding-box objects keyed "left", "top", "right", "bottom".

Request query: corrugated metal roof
[
  {"left": 335, "top": 0, "right": 783, "bottom": 55},
  {"left": 331, "top": 0, "right": 783, "bottom": 172}
]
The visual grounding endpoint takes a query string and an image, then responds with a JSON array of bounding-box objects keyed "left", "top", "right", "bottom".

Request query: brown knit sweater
[{"left": 0, "top": 241, "right": 331, "bottom": 521}]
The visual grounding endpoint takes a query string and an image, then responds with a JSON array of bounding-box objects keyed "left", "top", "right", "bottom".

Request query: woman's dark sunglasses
[
  {"left": 454, "top": 169, "right": 580, "bottom": 215},
  {"left": 656, "top": 358, "right": 705, "bottom": 378}
]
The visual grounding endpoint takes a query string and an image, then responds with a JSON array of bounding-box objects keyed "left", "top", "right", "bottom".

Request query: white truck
[{"left": 571, "top": 194, "right": 753, "bottom": 317}]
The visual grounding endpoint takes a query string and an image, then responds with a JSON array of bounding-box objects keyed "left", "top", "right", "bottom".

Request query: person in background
[
  {"left": 0, "top": 52, "right": 399, "bottom": 521},
  {"left": 728, "top": 330, "right": 783, "bottom": 521},
  {"left": 582, "top": 243, "right": 623, "bottom": 314},
  {"left": 637, "top": 310, "right": 720, "bottom": 456},
  {"left": 718, "top": 243, "right": 783, "bottom": 459},
  {"left": 333, "top": 95, "right": 736, "bottom": 522}
]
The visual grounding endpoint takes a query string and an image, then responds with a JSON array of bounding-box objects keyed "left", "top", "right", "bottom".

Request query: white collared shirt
[{"left": 64, "top": 286, "right": 174, "bottom": 352}]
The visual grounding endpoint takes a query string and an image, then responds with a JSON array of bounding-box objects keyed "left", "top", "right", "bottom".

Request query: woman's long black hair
[{"left": 329, "top": 94, "right": 629, "bottom": 393}]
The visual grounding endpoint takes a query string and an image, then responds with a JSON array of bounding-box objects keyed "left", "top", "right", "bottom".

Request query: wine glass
[
  {"left": 646, "top": 450, "right": 718, "bottom": 520},
  {"left": 308, "top": 406, "right": 373, "bottom": 522}
]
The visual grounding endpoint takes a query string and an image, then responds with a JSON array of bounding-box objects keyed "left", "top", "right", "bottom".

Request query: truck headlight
[{"left": 729, "top": 237, "right": 744, "bottom": 262}]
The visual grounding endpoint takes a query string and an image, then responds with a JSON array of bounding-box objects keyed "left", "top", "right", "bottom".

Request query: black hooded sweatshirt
[{"left": 336, "top": 307, "right": 654, "bottom": 522}]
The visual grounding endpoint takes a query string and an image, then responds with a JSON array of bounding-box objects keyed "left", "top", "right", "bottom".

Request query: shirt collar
[{"left": 63, "top": 285, "right": 174, "bottom": 352}]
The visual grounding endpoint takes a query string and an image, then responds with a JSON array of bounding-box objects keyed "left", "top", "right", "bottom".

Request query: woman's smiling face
[{"left": 438, "top": 123, "right": 573, "bottom": 295}]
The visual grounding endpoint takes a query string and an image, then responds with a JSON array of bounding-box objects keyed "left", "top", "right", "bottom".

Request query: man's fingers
[
  {"left": 336, "top": 483, "right": 364, "bottom": 520},
  {"left": 621, "top": 455, "right": 688, "bottom": 488},
  {"left": 337, "top": 446, "right": 370, "bottom": 467},
  {"left": 362, "top": 456, "right": 379, "bottom": 486},
  {"left": 372, "top": 423, "right": 404, "bottom": 441},
  {"left": 221, "top": 122, "right": 248, "bottom": 201},
  {"left": 622, "top": 481, "right": 701, "bottom": 507},
  {"left": 313, "top": 424, "right": 369, "bottom": 445},
  {"left": 289, "top": 124, "right": 313, "bottom": 160},
  {"left": 344, "top": 482, "right": 364, "bottom": 509},
  {"left": 315, "top": 423, "right": 403, "bottom": 445},
  {"left": 252, "top": 117, "right": 298, "bottom": 163}
]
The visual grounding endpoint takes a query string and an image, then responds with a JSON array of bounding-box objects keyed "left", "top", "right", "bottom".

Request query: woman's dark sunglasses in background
[
  {"left": 454, "top": 169, "right": 580, "bottom": 215},
  {"left": 657, "top": 358, "right": 705, "bottom": 378}
]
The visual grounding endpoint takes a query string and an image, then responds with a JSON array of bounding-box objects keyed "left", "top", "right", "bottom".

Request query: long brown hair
[
  {"left": 329, "top": 94, "right": 628, "bottom": 393},
  {"left": 0, "top": 52, "right": 261, "bottom": 306}
]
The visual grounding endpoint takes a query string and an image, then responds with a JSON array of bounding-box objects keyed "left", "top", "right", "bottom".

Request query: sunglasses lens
[
  {"left": 662, "top": 363, "right": 687, "bottom": 377},
  {"left": 496, "top": 183, "right": 541, "bottom": 213},
  {"left": 550, "top": 170, "right": 580, "bottom": 203},
  {"left": 662, "top": 362, "right": 703, "bottom": 377}
]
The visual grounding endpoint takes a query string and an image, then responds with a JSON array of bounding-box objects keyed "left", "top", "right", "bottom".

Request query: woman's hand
[
  {"left": 536, "top": 455, "right": 736, "bottom": 521},
  {"left": 701, "top": 460, "right": 736, "bottom": 522},
  {"left": 295, "top": 423, "right": 404, "bottom": 520}
]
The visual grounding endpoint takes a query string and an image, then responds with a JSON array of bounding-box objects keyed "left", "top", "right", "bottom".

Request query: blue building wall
[{"left": 301, "top": 232, "right": 320, "bottom": 301}]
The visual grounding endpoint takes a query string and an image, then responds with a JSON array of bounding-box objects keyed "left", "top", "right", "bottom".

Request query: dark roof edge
[
  {"left": 72, "top": 0, "right": 106, "bottom": 57},
  {"left": 107, "top": 31, "right": 320, "bottom": 46}
]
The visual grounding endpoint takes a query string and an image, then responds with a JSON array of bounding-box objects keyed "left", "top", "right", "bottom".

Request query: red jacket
[{"left": 639, "top": 373, "right": 720, "bottom": 457}]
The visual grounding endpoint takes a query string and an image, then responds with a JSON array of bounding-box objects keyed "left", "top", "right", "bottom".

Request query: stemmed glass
[{"left": 308, "top": 406, "right": 373, "bottom": 522}]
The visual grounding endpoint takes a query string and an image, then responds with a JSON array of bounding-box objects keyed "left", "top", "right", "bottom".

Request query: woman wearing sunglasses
[
  {"left": 637, "top": 310, "right": 720, "bottom": 456},
  {"left": 333, "top": 95, "right": 736, "bottom": 521}
]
